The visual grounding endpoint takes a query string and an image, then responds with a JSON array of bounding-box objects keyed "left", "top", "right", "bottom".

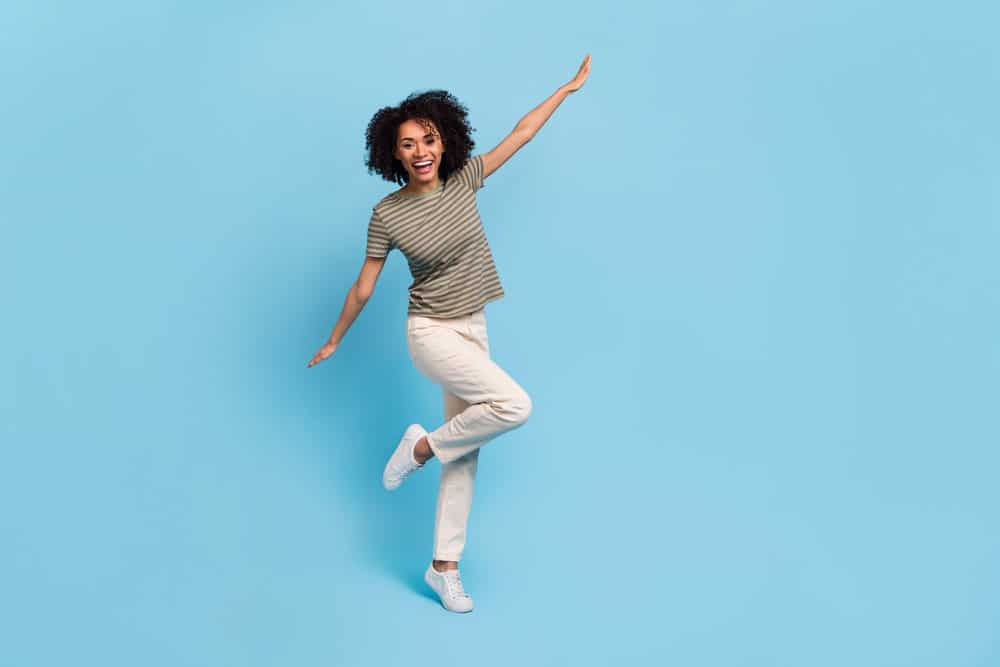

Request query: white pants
[{"left": 406, "top": 308, "right": 532, "bottom": 561}]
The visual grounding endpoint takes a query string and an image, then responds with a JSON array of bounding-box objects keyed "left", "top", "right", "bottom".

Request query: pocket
[
  {"left": 406, "top": 314, "right": 436, "bottom": 335},
  {"left": 407, "top": 324, "right": 436, "bottom": 345},
  {"left": 465, "top": 310, "right": 488, "bottom": 349},
  {"left": 406, "top": 321, "right": 448, "bottom": 360},
  {"left": 407, "top": 323, "right": 462, "bottom": 373}
]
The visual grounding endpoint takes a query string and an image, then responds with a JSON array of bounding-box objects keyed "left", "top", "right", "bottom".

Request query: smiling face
[{"left": 393, "top": 118, "right": 445, "bottom": 191}]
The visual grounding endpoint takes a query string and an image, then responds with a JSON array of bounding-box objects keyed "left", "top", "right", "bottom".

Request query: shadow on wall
[{"left": 236, "top": 240, "right": 446, "bottom": 594}]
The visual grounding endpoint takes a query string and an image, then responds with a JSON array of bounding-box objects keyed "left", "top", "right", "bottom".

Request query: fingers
[
  {"left": 307, "top": 349, "right": 332, "bottom": 367},
  {"left": 308, "top": 341, "right": 338, "bottom": 367}
]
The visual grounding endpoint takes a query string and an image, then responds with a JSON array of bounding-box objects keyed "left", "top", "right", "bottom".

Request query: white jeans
[{"left": 406, "top": 308, "right": 532, "bottom": 561}]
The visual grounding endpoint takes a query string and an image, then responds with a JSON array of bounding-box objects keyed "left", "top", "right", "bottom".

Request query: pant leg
[
  {"left": 406, "top": 310, "right": 532, "bottom": 465},
  {"left": 433, "top": 391, "right": 479, "bottom": 561}
]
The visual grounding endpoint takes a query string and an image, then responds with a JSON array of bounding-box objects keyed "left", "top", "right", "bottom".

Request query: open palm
[{"left": 564, "top": 53, "right": 592, "bottom": 93}]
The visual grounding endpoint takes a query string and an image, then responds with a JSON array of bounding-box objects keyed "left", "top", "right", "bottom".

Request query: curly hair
[{"left": 364, "top": 89, "right": 477, "bottom": 186}]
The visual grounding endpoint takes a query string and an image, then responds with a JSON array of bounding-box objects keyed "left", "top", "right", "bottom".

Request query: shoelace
[
  {"left": 442, "top": 571, "right": 470, "bottom": 599},
  {"left": 405, "top": 439, "right": 424, "bottom": 472},
  {"left": 401, "top": 458, "right": 422, "bottom": 478},
  {"left": 392, "top": 446, "right": 422, "bottom": 480}
]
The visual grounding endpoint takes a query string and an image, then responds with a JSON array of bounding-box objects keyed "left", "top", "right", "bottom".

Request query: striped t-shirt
[{"left": 365, "top": 154, "right": 505, "bottom": 318}]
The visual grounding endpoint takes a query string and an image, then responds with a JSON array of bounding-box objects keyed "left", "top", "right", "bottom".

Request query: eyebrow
[{"left": 399, "top": 133, "right": 437, "bottom": 142}]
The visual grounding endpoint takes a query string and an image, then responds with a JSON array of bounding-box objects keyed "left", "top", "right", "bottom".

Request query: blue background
[{"left": 3, "top": 0, "right": 998, "bottom": 665}]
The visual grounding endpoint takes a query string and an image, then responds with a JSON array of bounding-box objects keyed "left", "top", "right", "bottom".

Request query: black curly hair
[{"left": 364, "top": 89, "right": 477, "bottom": 186}]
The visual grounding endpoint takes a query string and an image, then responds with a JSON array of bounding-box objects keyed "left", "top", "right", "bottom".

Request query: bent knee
[
  {"left": 519, "top": 391, "right": 533, "bottom": 423},
  {"left": 498, "top": 390, "right": 532, "bottom": 426}
]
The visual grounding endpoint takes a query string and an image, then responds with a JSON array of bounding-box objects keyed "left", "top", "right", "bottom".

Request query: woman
[{"left": 307, "top": 54, "right": 592, "bottom": 612}]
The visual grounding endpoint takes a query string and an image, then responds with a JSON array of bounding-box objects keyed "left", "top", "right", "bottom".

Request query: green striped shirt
[{"left": 365, "top": 154, "right": 506, "bottom": 318}]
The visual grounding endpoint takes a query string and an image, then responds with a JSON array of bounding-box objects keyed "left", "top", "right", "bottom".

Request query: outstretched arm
[
  {"left": 307, "top": 255, "right": 386, "bottom": 368},
  {"left": 482, "top": 54, "right": 592, "bottom": 180}
]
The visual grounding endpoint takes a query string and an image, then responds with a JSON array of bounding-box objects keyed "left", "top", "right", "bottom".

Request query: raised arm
[{"left": 481, "top": 53, "right": 592, "bottom": 180}]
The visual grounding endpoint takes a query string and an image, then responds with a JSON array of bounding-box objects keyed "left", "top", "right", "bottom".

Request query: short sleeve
[
  {"left": 452, "top": 154, "right": 486, "bottom": 192},
  {"left": 365, "top": 209, "right": 393, "bottom": 258}
]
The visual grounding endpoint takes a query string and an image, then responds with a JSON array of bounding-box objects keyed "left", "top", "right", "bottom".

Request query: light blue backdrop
[{"left": 3, "top": 0, "right": 997, "bottom": 665}]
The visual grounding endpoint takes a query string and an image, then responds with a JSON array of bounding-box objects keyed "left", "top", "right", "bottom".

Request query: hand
[
  {"left": 563, "top": 53, "right": 592, "bottom": 94},
  {"left": 307, "top": 340, "right": 338, "bottom": 368}
]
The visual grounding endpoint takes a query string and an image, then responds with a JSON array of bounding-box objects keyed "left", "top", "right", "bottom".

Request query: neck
[{"left": 401, "top": 176, "right": 442, "bottom": 194}]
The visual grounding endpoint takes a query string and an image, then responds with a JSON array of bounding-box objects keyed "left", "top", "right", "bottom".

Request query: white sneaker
[
  {"left": 424, "top": 564, "right": 474, "bottom": 613},
  {"left": 382, "top": 424, "right": 428, "bottom": 491}
]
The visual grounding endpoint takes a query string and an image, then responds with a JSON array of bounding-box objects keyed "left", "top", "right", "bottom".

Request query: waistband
[{"left": 406, "top": 308, "right": 485, "bottom": 327}]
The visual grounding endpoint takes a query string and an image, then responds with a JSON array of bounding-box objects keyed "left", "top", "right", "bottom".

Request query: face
[{"left": 393, "top": 118, "right": 445, "bottom": 186}]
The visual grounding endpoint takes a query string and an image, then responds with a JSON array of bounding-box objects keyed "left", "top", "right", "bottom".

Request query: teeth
[{"left": 414, "top": 161, "right": 432, "bottom": 167}]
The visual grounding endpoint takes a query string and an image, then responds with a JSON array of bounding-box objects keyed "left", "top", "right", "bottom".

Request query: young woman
[{"left": 307, "top": 54, "right": 592, "bottom": 612}]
